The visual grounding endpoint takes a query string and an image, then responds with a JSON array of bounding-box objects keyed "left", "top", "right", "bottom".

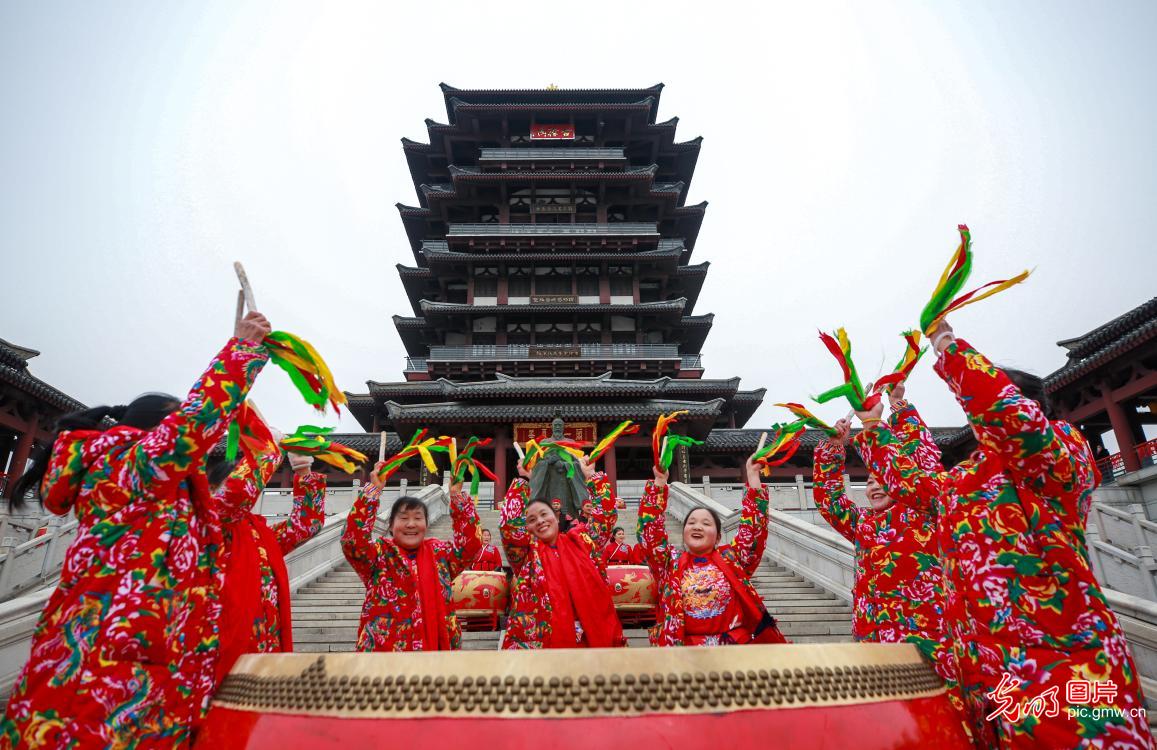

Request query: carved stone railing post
[
  {"left": 795, "top": 475, "right": 807, "bottom": 510},
  {"left": 701, "top": 476, "right": 712, "bottom": 499},
  {"left": 38, "top": 515, "right": 64, "bottom": 580},
  {"left": 0, "top": 536, "right": 17, "bottom": 599},
  {"left": 1086, "top": 524, "right": 1106, "bottom": 581},
  {"left": 1137, "top": 545, "right": 1157, "bottom": 602}
]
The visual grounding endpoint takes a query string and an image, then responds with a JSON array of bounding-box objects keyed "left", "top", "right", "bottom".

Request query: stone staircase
[{"left": 290, "top": 500, "right": 852, "bottom": 652}]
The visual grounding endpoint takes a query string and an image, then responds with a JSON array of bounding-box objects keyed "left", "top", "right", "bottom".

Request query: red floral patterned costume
[
  {"left": 815, "top": 402, "right": 966, "bottom": 737},
  {"left": 857, "top": 339, "right": 1153, "bottom": 748},
  {"left": 470, "top": 543, "right": 503, "bottom": 572},
  {"left": 341, "top": 484, "right": 481, "bottom": 651},
  {"left": 637, "top": 481, "right": 784, "bottom": 646},
  {"left": 499, "top": 473, "right": 625, "bottom": 649},
  {"left": 602, "top": 541, "right": 636, "bottom": 566},
  {"left": 214, "top": 440, "right": 325, "bottom": 680},
  {"left": 0, "top": 338, "right": 267, "bottom": 749}
]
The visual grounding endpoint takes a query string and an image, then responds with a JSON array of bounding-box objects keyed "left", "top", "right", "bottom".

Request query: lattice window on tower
[
  {"left": 577, "top": 320, "right": 602, "bottom": 344},
  {"left": 535, "top": 321, "right": 573, "bottom": 346},
  {"left": 534, "top": 266, "right": 572, "bottom": 296},
  {"left": 446, "top": 282, "right": 467, "bottom": 304},
  {"left": 576, "top": 266, "right": 600, "bottom": 302},
  {"left": 643, "top": 330, "right": 665, "bottom": 344},
  {"left": 508, "top": 267, "right": 532, "bottom": 303},
  {"left": 609, "top": 266, "right": 634, "bottom": 303},
  {"left": 639, "top": 280, "right": 661, "bottom": 303},
  {"left": 473, "top": 266, "right": 499, "bottom": 305},
  {"left": 506, "top": 321, "right": 531, "bottom": 346},
  {"left": 610, "top": 315, "right": 636, "bottom": 345}
]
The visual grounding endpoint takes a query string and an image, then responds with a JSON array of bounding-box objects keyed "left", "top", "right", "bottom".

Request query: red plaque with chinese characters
[
  {"left": 530, "top": 123, "right": 575, "bottom": 140},
  {"left": 514, "top": 421, "right": 596, "bottom": 445}
]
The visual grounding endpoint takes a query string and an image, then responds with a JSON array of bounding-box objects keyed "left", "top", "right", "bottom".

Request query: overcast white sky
[{"left": 2, "top": 1, "right": 1155, "bottom": 442}]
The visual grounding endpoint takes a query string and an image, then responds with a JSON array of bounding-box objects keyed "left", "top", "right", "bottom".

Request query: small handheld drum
[{"left": 451, "top": 570, "right": 508, "bottom": 630}]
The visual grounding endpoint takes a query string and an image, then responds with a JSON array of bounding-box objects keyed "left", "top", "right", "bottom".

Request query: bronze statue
[{"left": 528, "top": 416, "right": 588, "bottom": 521}]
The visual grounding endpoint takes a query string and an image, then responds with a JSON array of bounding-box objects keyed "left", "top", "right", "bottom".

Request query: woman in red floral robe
[
  {"left": 814, "top": 397, "right": 966, "bottom": 740},
  {"left": 602, "top": 527, "right": 636, "bottom": 565},
  {"left": 212, "top": 434, "right": 326, "bottom": 682},
  {"left": 499, "top": 458, "right": 624, "bottom": 649},
  {"left": 0, "top": 312, "right": 272, "bottom": 749},
  {"left": 470, "top": 528, "right": 503, "bottom": 571},
  {"left": 638, "top": 456, "right": 787, "bottom": 647},
  {"left": 341, "top": 463, "right": 482, "bottom": 652},
  {"left": 856, "top": 320, "right": 1153, "bottom": 748}
]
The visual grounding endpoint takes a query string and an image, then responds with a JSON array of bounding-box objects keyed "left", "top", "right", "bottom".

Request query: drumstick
[
  {"left": 513, "top": 441, "right": 526, "bottom": 464},
  {"left": 378, "top": 431, "right": 387, "bottom": 462},
  {"left": 234, "top": 261, "right": 257, "bottom": 312},
  {"left": 756, "top": 432, "right": 768, "bottom": 454},
  {"left": 234, "top": 289, "right": 246, "bottom": 325}
]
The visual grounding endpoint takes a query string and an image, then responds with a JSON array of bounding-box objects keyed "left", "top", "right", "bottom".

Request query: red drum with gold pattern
[
  {"left": 451, "top": 570, "right": 508, "bottom": 630},
  {"left": 606, "top": 564, "right": 656, "bottom": 613},
  {"left": 196, "top": 645, "right": 974, "bottom": 749}
]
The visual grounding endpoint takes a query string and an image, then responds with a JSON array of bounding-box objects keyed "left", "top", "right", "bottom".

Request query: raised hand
[
  {"left": 288, "top": 452, "right": 313, "bottom": 474},
  {"left": 652, "top": 463, "right": 669, "bottom": 488},
  {"left": 236, "top": 310, "right": 271, "bottom": 345},
  {"left": 888, "top": 380, "right": 907, "bottom": 410},
  {"left": 577, "top": 456, "right": 596, "bottom": 481},
  {"left": 831, "top": 418, "right": 852, "bottom": 445},
  {"left": 930, "top": 318, "right": 956, "bottom": 354},
  {"left": 744, "top": 455, "right": 762, "bottom": 488},
  {"left": 369, "top": 460, "right": 388, "bottom": 489}
]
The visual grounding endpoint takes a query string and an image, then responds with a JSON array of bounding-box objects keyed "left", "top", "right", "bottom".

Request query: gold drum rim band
[{"left": 213, "top": 643, "right": 946, "bottom": 720}]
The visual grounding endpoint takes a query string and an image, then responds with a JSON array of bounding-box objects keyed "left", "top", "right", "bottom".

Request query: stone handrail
[{"left": 0, "top": 516, "right": 78, "bottom": 602}]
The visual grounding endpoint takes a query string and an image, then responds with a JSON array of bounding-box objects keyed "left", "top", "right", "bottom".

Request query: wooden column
[
  {"left": 2, "top": 427, "right": 35, "bottom": 499},
  {"left": 1103, "top": 384, "right": 1141, "bottom": 473},
  {"left": 603, "top": 441, "right": 618, "bottom": 490},
  {"left": 494, "top": 425, "right": 510, "bottom": 508}
]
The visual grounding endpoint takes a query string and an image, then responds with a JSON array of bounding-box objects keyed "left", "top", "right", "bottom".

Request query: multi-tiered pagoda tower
[{"left": 346, "top": 84, "right": 772, "bottom": 490}]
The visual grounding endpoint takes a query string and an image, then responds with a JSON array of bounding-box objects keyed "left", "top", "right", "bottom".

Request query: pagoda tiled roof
[
  {"left": 699, "top": 426, "right": 972, "bottom": 453},
  {"left": 420, "top": 166, "right": 685, "bottom": 206},
  {"left": 360, "top": 373, "right": 743, "bottom": 400},
  {"left": 0, "top": 339, "right": 87, "bottom": 414},
  {"left": 384, "top": 398, "right": 725, "bottom": 424},
  {"left": 420, "top": 239, "right": 686, "bottom": 264},
  {"left": 211, "top": 432, "right": 402, "bottom": 459},
  {"left": 446, "top": 222, "right": 660, "bottom": 238},
  {"left": 418, "top": 299, "right": 688, "bottom": 316},
  {"left": 1046, "top": 296, "right": 1157, "bottom": 390},
  {"left": 440, "top": 83, "right": 665, "bottom": 123}
]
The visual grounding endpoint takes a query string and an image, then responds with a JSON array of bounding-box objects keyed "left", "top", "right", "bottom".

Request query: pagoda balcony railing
[
  {"left": 446, "top": 222, "right": 659, "bottom": 238},
  {"left": 681, "top": 354, "right": 704, "bottom": 369},
  {"left": 478, "top": 147, "right": 626, "bottom": 162},
  {"left": 422, "top": 344, "right": 682, "bottom": 362}
]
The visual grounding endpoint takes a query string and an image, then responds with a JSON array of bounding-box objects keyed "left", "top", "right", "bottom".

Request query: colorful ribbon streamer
[
  {"left": 774, "top": 403, "right": 836, "bottom": 436},
  {"left": 375, "top": 428, "right": 453, "bottom": 481},
  {"left": 868, "top": 330, "right": 928, "bottom": 396},
  {"left": 452, "top": 437, "right": 499, "bottom": 496},
  {"left": 659, "top": 434, "right": 704, "bottom": 471},
  {"left": 919, "top": 225, "right": 1031, "bottom": 336},
  {"left": 752, "top": 421, "right": 806, "bottom": 476},
  {"left": 814, "top": 328, "right": 878, "bottom": 411},
  {"left": 652, "top": 411, "right": 690, "bottom": 470},
  {"left": 264, "top": 331, "right": 348, "bottom": 414},
  {"left": 225, "top": 401, "right": 277, "bottom": 462},
  {"left": 587, "top": 420, "right": 639, "bottom": 463},
  {"left": 281, "top": 426, "right": 368, "bottom": 475}
]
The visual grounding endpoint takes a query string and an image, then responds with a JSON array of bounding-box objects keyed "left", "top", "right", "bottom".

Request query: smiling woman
[{"left": 340, "top": 464, "right": 483, "bottom": 653}]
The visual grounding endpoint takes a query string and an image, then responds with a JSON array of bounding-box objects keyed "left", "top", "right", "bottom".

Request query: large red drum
[
  {"left": 196, "top": 644, "right": 974, "bottom": 749},
  {"left": 451, "top": 570, "right": 508, "bottom": 630},
  {"left": 606, "top": 564, "right": 656, "bottom": 613}
]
